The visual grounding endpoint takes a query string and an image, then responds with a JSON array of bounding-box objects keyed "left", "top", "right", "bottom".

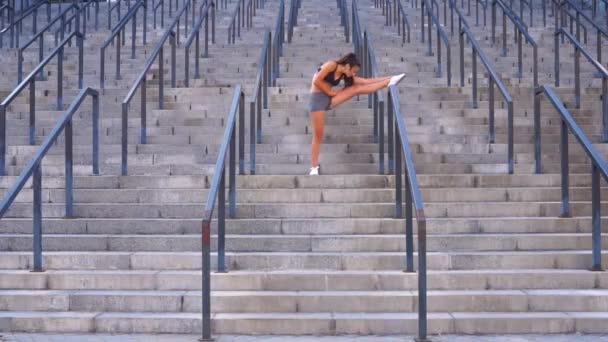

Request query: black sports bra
[{"left": 318, "top": 64, "right": 344, "bottom": 86}]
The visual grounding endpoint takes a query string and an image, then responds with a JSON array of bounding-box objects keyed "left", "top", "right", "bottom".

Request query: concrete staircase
[{"left": 0, "top": 0, "right": 608, "bottom": 337}]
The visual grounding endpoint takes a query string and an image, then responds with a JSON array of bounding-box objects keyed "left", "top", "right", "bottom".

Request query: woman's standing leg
[{"left": 310, "top": 110, "right": 325, "bottom": 169}]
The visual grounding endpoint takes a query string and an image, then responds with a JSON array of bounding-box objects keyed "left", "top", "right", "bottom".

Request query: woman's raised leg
[{"left": 329, "top": 78, "right": 390, "bottom": 109}]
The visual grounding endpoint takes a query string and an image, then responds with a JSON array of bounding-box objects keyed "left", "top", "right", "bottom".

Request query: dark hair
[
  {"left": 335, "top": 52, "right": 361, "bottom": 68},
  {"left": 335, "top": 53, "right": 360, "bottom": 87}
]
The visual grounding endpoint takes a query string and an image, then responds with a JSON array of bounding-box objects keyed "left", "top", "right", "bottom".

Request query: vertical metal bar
[
  {"left": 603, "top": 78, "right": 608, "bottom": 142},
  {"left": 405, "top": 166, "right": 414, "bottom": 272},
  {"left": 121, "top": 102, "right": 128, "bottom": 176},
  {"left": 229, "top": 125, "right": 236, "bottom": 217},
  {"left": 555, "top": 31, "right": 560, "bottom": 87},
  {"left": 159, "top": 46, "right": 164, "bottom": 109},
  {"left": 0, "top": 104, "right": 5, "bottom": 176},
  {"left": 239, "top": 94, "right": 245, "bottom": 175},
  {"left": 395, "top": 129, "right": 403, "bottom": 218},
  {"left": 33, "top": 163, "right": 42, "bottom": 272},
  {"left": 256, "top": 86, "right": 262, "bottom": 143},
  {"left": 591, "top": 163, "right": 602, "bottom": 271},
  {"left": 489, "top": 77, "right": 495, "bottom": 143},
  {"left": 502, "top": 12, "right": 507, "bottom": 56},
  {"left": 131, "top": 11, "right": 136, "bottom": 59},
  {"left": 388, "top": 91, "right": 394, "bottom": 173},
  {"left": 379, "top": 99, "right": 385, "bottom": 174},
  {"left": 507, "top": 100, "right": 513, "bottom": 174},
  {"left": 517, "top": 30, "right": 522, "bottom": 78},
  {"left": 92, "top": 92, "right": 99, "bottom": 175},
  {"left": 534, "top": 88, "right": 541, "bottom": 174},
  {"left": 560, "top": 118, "right": 570, "bottom": 217},
  {"left": 218, "top": 169, "right": 226, "bottom": 272},
  {"left": 459, "top": 31, "right": 464, "bottom": 86},
  {"left": 28, "top": 81, "right": 35, "bottom": 146},
  {"left": 65, "top": 118, "right": 73, "bottom": 217},
  {"left": 472, "top": 48, "right": 478, "bottom": 109},
  {"left": 57, "top": 47, "right": 63, "bottom": 110},
  {"left": 141, "top": 78, "right": 147, "bottom": 144},
  {"left": 116, "top": 30, "right": 122, "bottom": 80},
  {"left": 185, "top": 46, "right": 190, "bottom": 87},
  {"left": 202, "top": 216, "right": 212, "bottom": 339},
  {"left": 574, "top": 47, "right": 580, "bottom": 109},
  {"left": 250, "top": 101, "right": 256, "bottom": 174}
]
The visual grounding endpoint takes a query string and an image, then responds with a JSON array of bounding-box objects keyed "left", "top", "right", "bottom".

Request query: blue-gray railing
[
  {"left": 17, "top": 4, "right": 78, "bottom": 83},
  {"left": 534, "top": 84, "right": 607, "bottom": 271},
  {"left": 555, "top": 0, "right": 606, "bottom": 70},
  {"left": 108, "top": 0, "right": 123, "bottom": 29},
  {"left": 449, "top": 0, "right": 514, "bottom": 174},
  {"left": 52, "top": 1, "right": 100, "bottom": 49},
  {"left": 184, "top": 0, "right": 216, "bottom": 86},
  {"left": 227, "top": 0, "right": 263, "bottom": 43},
  {"left": 121, "top": 0, "right": 194, "bottom": 175},
  {"left": 491, "top": 0, "right": 538, "bottom": 85},
  {"left": 0, "top": 3, "right": 14, "bottom": 47},
  {"left": 420, "top": 0, "right": 452, "bottom": 85},
  {"left": 353, "top": 0, "right": 428, "bottom": 336},
  {"left": 287, "top": 0, "right": 300, "bottom": 42},
  {"left": 388, "top": 84, "right": 429, "bottom": 342},
  {"left": 0, "top": 31, "right": 84, "bottom": 176},
  {"left": 0, "top": 87, "right": 99, "bottom": 272},
  {"left": 248, "top": 29, "right": 280, "bottom": 174},
  {"left": 271, "top": 0, "right": 285, "bottom": 83},
  {"left": 0, "top": 0, "right": 50, "bottom": 48},
  {"left": 376, "top": 0, "right": 414, "bottom": 37},
  {"left": 200, "top": 85, "right": 245, "bottom": 341},
  {"left": 554, "top": 27, "right": 608, "bottom": 142},
  {"left": 338, "top": 0, "right": 349, "bottom": 42},
  {"left": 100, "top": 0, "right": 147, "bottom": 88},
  {"left": 153, "top": 0, "right": 165, "bottom": 28}
]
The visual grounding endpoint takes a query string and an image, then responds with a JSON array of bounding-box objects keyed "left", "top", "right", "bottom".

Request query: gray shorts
[{"left": 308, "top": 92, "right": 332, "bottom": 112}]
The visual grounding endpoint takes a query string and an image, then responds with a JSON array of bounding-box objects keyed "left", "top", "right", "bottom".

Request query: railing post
[
  {"left": 29, "top": 81, "right": 35, "bottom": 146},
  {"left": 116, "top": 30, "right": 122, "bottom": 80},
  {"left": 488, "top": 77, "right": 495, "bottom": 144},
  {"left": 507, "top": 100, "right": 513, "bottom": 174},
  {"left": 229, "top": 122, "right": 236, "bottom": 218},
  {"left": 201, "top": 217, "right": 212, "bottom": 340},
  {"left": 0, "top": 105, "right": 5, "bottom": 176},
  {"left": 534, "top": 88, "right": 541, "bottom": 174},
  {"left": 517, "top": 30, "right": 522, "bottom": 78},
  {"left": 388, "top": 91, "right": 394, "bottom": 173},
  {"left": 218, "top": 168, "right": 226, "bottom": 273},
  {"left": 141, "top": 77, "right": 147, "bottom": 144},
  {"left": 65, "top": 118, "right": 73, "bottom": 218},
  {"left": 239, "top": 93, "right": 245, "bottom": 175},
  {"left": 560, "top": 118, "right": 570, "bottom": 217},
  {"left": 159, "top": 46, "right": 165, "bottom": 109},
  {"left": 394, "top": 128, "right": 403, "bottom": 219},
  {"left": 121, "top": 102, "right": 128, "bottom": 176},
  {"left": 379, "top": 97, "right": 385, "bottom": 174},
  {"left": 33, "top": 163, "right": 43, "bottom": 272},
  {"left": 591, "top": 163, "right": 603, "bottom": 271},
  {"left": 459, "top": 30, "right": 464, "bottom": 86},
  {"left": 250, "top": 101, "right": 256, "bottom": 174},
  {"left": 554, "top": 31, "right": 560, "bottom": 87},
  {"left": 603, "top": 77, "right": 608, "bottom": 143},
  {"left": 57, "top": 47, "right": 64, "bottom": 110},
  {"left": 574, "top": 46, "right": 580, "bottom": 109},
  {"left": 92, "top": 91, "right": 100, "bottom": 175},
  {"left": 472, "top": 48, "right": 477, "bottom": 109},
  {"left": 405, "top": 165, "right": 414, "bottom": 272}
]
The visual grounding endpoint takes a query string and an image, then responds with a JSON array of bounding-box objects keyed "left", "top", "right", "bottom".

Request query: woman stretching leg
[{"left": 308, "top": 52, "right": 405, "bottom": 175}]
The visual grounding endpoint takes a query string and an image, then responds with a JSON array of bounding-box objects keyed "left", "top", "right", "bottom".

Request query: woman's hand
[{"left": 329, "top": 90, "right": 339, "bottom": 97}]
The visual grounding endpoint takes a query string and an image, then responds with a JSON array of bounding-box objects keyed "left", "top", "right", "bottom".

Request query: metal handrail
[
  {"left": 556, "top": 0, "right": 606, "bottom": 67},
  {"left": 200, "top": 85, "right": 245, "bottom": 341},
  {"left": 0, "top": 31, "right": 84, "bottom": 176},
  {"left": 248, "top": 30, "right": 275, "bottom": 174},
  {"left": 184, "top": 0, "right": 215, "bottom": 86},
  {"left": 153, "top": 0, "right": 164, "bottom": 28},
  {"left": 450, "top": 0, "right": 515, "bottom": 174},
  {"left": 339, "top": 0, "right": 349, "bottom": 42},
  {"left": 0, "top": 87, "right": 99, "bottom": 272},
  {"left": 17, "top": 4, "right": 79, "bottom": 83},
  {"left": 0, "top": 0, "right": 50, "bottom": 48},
  {"left": 271, "top": 0, "right": 285, "bottom": 83},
  {"left": 227, "top": 0, "right": 258, "bottom": 44},
  {"left": 100, "top": 0, "right": 147, "bottom": 88},
  {"left": 387, "top": 84, "right": 428, "bottom": 342},
  {"left": 0, "top": 3, "right": 14, "bottom": 47},
  {"left": 287, "top": 0, "right": 300, "bottom": 42},
  {"left": 395, "top": 0, "right": 412, "bottom": 42},
  {"left": 108, "top": 0, "right": 123, "bottom": 29},
  {"left": 549, "top": 0, "right": 588, "bottom": 42},
  {"left": 554, "top": 27, "right": 608, "bottom": 142},
  {"left": 53, "top": 0, "right": 100, "bottom": 45},
  {"left": 491, "top": 0, "right": 538, "bottom": 86},
  {"left": 420, "top": 0, "right": 452, "bottom": 86},
  {"left": 121, "top": 0, "right": 194, "bottom": 175},
  {"left": 534, "top": 84, "right": 607, "bottom": 271}
]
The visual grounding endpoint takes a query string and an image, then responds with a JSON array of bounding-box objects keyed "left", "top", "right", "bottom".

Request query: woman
[{"left": 308, "top": 52, "right": 405, "bottom": 175}]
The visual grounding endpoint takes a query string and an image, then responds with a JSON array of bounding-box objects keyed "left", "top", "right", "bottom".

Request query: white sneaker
[
  {"left": 309, "top": 166, "right": 319, "bottom": 175},
  {"left": 388, "top": 73, "right": 406, "bottom": 86}
]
